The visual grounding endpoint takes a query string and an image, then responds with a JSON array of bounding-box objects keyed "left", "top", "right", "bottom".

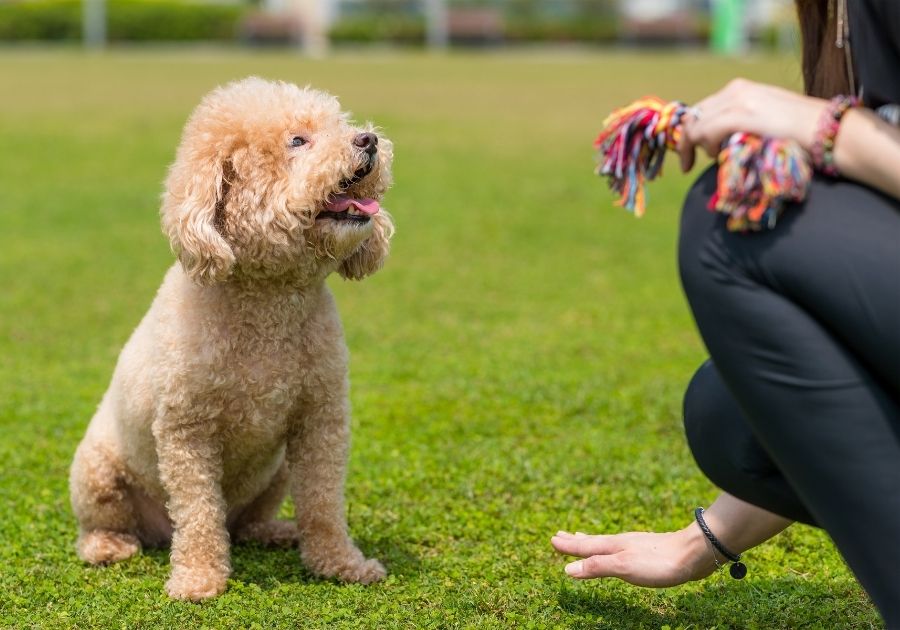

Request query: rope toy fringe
[{"left": 594, "top": 97, "right": 812, "bottom": 232}]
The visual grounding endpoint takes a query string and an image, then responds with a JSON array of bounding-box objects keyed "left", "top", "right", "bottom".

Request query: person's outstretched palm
[{"left": 550, "top": 529, "right": 716, "bottom": 588}]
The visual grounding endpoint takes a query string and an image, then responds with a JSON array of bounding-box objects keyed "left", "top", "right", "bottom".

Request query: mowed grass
[{"left": 0, "top": 49, "right": 880, "bottom": 629}]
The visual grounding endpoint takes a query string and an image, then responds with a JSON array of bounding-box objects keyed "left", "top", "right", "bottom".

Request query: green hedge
[
  {"left": 329, "top": 15, "right": 620, "bottom": 46},
  {"left": 504, "top": 17, "right": 619, "bottom": 43},
  {"left": 329, "top": 15, "right": 425, "bottom": 45},
  {"left": 0, "top": 1, "right": 622, "bottom": 46},
  {"left": 0, "top": 0, "right": 247, "bottom": 42},
  {"left": 0, "top": 0, "right": 80, "bottom": 39}
]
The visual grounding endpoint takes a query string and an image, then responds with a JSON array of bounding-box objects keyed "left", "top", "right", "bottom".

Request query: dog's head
[{"left": 161, "top": 77, "right": 394, "bottom": 285}]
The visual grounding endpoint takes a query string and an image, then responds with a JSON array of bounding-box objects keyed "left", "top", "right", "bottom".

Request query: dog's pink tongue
[{"left": 325, "top": 194, "right": 380, "bottom": 215}]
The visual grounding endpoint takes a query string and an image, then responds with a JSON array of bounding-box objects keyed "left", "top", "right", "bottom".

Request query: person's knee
[
  {"left": 683, "top": 362, "right": 719, "bottom": 465},
  {"left": 684, "top": 361, "right": 785, "bottom": 486},
  {"left": 683, "top": 361, "right": 745, "bottom": 493}
]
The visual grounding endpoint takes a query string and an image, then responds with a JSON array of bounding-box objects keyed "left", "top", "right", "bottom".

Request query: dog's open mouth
[
  {"left": 317, "top": 194, "right": 380, "bottom": 224},
  {"left": 337, "top": 160, "right": 375, "bottom": 191},
  {"left": 318, "top": 156, "right": 380, "bottom": 224}
]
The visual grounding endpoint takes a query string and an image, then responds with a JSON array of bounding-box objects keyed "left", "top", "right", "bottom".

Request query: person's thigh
[{"left": 682, "top": 169, "right": 900, "bottom": 398}]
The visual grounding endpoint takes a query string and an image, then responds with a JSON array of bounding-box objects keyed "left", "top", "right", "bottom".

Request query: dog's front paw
[
  {"left": 338, "top": 557, "right": 387, "bottom": 584},
  {"left": 303, "top": 547, "right": 386, "bottom": 585},
  {"left": 77, "top": 529, "right": 141, "bottom": 565},
  {"left": 165, "top": 565, "right": 228, "bottom": 602}
]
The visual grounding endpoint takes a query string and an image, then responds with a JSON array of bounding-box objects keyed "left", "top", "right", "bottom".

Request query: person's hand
[
  {"left": 552, "top": 496, "right": 793, "bottom": 587},
  {"left": 677, "top": 78, "right": 828, "bottom": 173},
  {"left": 550, "top": 527, "right": 717, "bottom": 588}
]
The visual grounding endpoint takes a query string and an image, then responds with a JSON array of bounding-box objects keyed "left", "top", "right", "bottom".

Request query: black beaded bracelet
[{"left": 694, "top": 507, "right": 747, "bottom": 580}]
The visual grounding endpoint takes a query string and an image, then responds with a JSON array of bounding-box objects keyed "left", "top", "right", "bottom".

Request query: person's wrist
[
  {"left": 810, "top": 95, "right": 859, "bottom": 175},
  {"left": 831, "top": 107, "right": 860, "bottom": 175},
  {"left": 796, "top": 96, "right": 830, "bottom": 153},
  {"left": 677, "top": 521, "right": 718, "bottom": 581}
]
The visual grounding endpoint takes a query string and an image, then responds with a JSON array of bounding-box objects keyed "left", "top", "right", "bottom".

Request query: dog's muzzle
[
  {"left": 339, "top": 137, "right": 378, "bottom": 190},
  {"left": 353, "top": 132, "right": 378, "bottom": 157}
]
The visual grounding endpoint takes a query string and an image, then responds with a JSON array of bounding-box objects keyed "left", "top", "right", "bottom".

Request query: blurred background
[{"left": 0, "top": 0, "right": 796, "bottom": 54}]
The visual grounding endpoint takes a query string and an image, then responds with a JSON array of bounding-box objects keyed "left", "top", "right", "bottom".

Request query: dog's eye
[{"left": 290, "top": 136, "right": 308, "bottom": 148}]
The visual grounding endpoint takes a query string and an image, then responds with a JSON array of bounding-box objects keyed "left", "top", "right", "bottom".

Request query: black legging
[{"left": 678, "top": 167, "right": 900, "bottom": 625}]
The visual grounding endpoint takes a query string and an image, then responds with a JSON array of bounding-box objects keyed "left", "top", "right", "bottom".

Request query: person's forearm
[
  {"left": 686, "top": 83, "right": 900, "bottom": 202},
  {"left": 696, "top": 493, "right": 792, "bottom": 558},
  {"left": 834, "top": 109, "right": 900, "bottom": 201},
  {"left": 785, "top": 96, "right": 900, "bottom": 201}
]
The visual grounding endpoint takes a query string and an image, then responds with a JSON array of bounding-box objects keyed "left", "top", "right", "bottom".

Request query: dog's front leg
[
  {"left": 153, "top": 416, "right": 231, "bottom": 601},
  {"left": 287, "top": 397, "right": 385, "bottom": 584}
]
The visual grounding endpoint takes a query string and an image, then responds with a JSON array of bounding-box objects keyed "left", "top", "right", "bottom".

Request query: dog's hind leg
[
  {"left": 232, "top": 461, "right": 299, "bottom": 547},
  {"left": 70, "top": 436, "right": 141, "bottom": 565}
]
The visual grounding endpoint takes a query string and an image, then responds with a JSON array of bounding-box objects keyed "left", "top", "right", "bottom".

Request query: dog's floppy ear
[
  {"left": 161, "top": 154, "right": 236, "bottom": 285},
  {"left": 338, "top": 210, "right": 394, "bottom": 281}
]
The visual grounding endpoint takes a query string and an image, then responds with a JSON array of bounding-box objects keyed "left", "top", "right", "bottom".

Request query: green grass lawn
[{"left": 0, "top": 49, "right": 880, "bottom": 629}]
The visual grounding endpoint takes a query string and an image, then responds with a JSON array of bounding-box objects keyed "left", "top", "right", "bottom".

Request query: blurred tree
[
  {"left": 572, "top": 0, "right": 615, "bottom": 18},
  {"left": 508, "top": 0, "right": 541, "bottom": 19}
]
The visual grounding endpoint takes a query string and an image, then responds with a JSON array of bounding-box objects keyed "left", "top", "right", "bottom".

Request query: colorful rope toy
[{"left": 594, "top": 97, "right": 812, "bottom": 232}]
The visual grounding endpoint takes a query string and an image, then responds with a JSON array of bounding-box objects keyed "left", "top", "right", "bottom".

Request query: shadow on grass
[
  {"left": 557, "top": 579, "right": 872, "bottom": 629},
  {"left": 140, "top": 534, "right": 421, "bottom": 590}
]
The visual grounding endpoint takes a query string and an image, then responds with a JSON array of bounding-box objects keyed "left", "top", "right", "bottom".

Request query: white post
[
  {"left": 424, "top": 0, "right": 448, "bottom": 49},
  {"left": 618, "top": 0, "right": 681, "bottom": 22},
  {"left": 83, "top": 0, "right": 106, "bottom": 49},
  {"left": 290, "top": 0, "right": 330, "bottom": 56}
]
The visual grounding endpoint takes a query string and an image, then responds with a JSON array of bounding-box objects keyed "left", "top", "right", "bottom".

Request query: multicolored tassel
[
  {"left": 711, "top": 132, "right": 811, "bottom": 231},
  {"left": 594, "top": 97, "right": 812, "bottom": 232}
]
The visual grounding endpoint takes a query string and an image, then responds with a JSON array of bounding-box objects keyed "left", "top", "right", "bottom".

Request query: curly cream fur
[{"left": 69, "top": 77, "right": 393, "bottom": 601}]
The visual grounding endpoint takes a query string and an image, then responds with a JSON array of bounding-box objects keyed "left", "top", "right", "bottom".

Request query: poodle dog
[{"left": 69, "top": 77, "right": 394, "bottom": 601}]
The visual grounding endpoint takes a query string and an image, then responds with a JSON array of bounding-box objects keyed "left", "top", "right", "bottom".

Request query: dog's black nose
[{"left": 353, "top": 132, "right": 378, "bottom": 157}]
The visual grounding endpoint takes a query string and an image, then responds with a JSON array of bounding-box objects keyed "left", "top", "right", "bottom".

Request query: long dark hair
[{"left": 796, "top": 0, "right": 852, "bottom": 97}]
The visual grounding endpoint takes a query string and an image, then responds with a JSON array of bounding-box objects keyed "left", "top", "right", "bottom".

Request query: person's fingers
[
  {"left": 693, "top": 92, "right": 725, "bottom": 120},
  {"left": 677, "top": 130, "right": 697, "bottom": 173},
  {"left": 564, "top": 553, "right": 626, "bottom": 579},
  {"left": 679, "top": 111, "right": 702, "bottom": 173},
  {"left": 553, "top": 531, "right": 588, "bottom": 538},
  {"left": 683, "top": 92, "right": 737, "bottom": 162},
  {"left": 684, "top": 114, "right": 729, "bottom": 161},
  {"left": 702, "top": 139, "right": 722, "bottom": 159},
  {"left": 551, "top": 533, "right": 622, "bottom": 558},
  {"left": 701, "top": 120, "right": 738, "bottom": 160}
]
